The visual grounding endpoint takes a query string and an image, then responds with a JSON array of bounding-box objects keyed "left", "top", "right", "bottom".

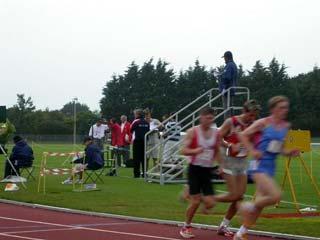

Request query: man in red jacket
[
  {"left": 119, "top": 115, "right": 131, "bottom": 167},
  {"left": 109, "top": 118, "right": 121, "bottom": 167}
]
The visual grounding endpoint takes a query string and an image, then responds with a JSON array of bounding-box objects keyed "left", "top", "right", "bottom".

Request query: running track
[{"left": 0, "top": 203, "right": 284, "bottom": 240}]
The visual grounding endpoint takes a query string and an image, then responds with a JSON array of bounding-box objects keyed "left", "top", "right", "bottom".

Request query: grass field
[{"left": 0, "top": 142, "right": 319, "bottom": 238}]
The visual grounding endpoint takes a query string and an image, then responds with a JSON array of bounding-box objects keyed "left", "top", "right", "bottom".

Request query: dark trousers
[
  {"left": 111, "top": 148, "right": 121, "bottom": 167},
  {"left": 133, "top": 140, "right": 145, "bottom": 178},
  {"left": 4, "top": 160, "right": 32, "bottom": 178},
  {"left": 93, "top": 138, "right": 105, "bottom": 160},
  {"left": 222, "top": 94, "right": 234, "bottom": 120},
  {"left": 120, "top": 145, "right": 130, "bottom": 166}
]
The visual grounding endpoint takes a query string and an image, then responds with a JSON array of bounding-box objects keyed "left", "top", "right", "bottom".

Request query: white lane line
[
  {"left": 2, "top": 228, "right": 79, "bottom": 235},
  {"left": 0, "top": 221, "right": 139, "bottom": 231},
  {"left": 0, "top": 225, "right": 45, "bottom": 230},
  {"left": 73, "top": 222, "right": 141, "bottom": 227},
  {"left": 1, "top": 223, "right": 142, "bottom": 235},
  {"left": 0, "top": 233, "right": 45, "bottom": 240},
  {"left": 0, "top": 216, "right": 181, "bottom": 240}
]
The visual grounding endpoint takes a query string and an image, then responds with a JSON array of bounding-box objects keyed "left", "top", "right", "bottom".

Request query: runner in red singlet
[
  {"left": 215, "top": 100, "right": 261, "bottom": 237},
  {"left": 179, "top": 107, "right": 222, "bottom": 239}
]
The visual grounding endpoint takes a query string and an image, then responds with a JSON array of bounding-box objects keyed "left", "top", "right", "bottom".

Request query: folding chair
[
  {"left": 84, "top": 167, "right": 105, "bottom": 184},
  {"left": 20, "top": 166, "right": 36, "bottom": 181}
]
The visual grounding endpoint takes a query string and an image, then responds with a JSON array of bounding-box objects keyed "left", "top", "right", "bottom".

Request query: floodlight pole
[{"left": 73, "top": 97, "right": 78, "bottom": 146}]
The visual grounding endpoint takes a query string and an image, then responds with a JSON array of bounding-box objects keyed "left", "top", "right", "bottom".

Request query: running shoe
[
  {"left": 233, "top": 233, "right": 248, "bottom": 240},
  {"left": 62, "top": 179, "right": 73, "bottom": 185},
  {"left": 179, "top": 226, "right": 195, "bottom": 239},
  {"left": 217, "top": 225, "right": 234, "bottom": 237}
]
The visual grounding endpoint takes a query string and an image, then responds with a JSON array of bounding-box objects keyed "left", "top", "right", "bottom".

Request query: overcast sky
[{"left": 1, "top": 0, "right": 319, "bottom": 111}]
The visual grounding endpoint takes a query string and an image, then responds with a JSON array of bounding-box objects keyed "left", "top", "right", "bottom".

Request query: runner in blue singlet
[
  {"left": 233, "top": 96, "right": 299, "bottom": 240},
  {"left": 249, "top": 118, "right": 289, "bottom": 177}
]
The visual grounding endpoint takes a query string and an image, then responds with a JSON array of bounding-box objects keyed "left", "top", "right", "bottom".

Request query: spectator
[
  {"left": 130, "top": 109, "right": 150, "bottom": 178},
  {"left": 119, "top": 115, "right": 131, "bottom": 167},
  {"left": 88, "top": 119, "right": 109, "bottom": 158},
  {"left": 219, "top": 51, "right": 238, "bottom": 119},
  {"left": 62, "top": 136, "right": 104, "bottom": 184},
  {"left": 109, "top": 118, "right": 122, "bottom": 167},
  {"left": 163, "top": 115, "right": 181, "bottom": 163},
  {"left": 144, "top": 109, "right": 161, "bottom": 168},
  {"left": 4, "top": 136, "right": 34, "bottom": 178}
]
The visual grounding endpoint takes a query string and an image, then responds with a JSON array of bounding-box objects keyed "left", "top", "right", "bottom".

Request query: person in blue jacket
[
  {"left": 219, "top": 51, "right": 238, "bottom": 119},
  {"left": 4, "top": 136, "right": 34, "bottom": 178},
  {"left": 62, "top": 136, "right": 104, "bottom": 184}
]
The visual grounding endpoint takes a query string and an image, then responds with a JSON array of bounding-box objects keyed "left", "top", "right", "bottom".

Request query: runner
[
  {"left": 179, "top": 107, "right": 222, "bottom": 239},
  {"left": 234, "top": 96, "right": 299, "bottom": 240},
  {"left": 215, "top": 100, "right": 261, "bottom": 237}
]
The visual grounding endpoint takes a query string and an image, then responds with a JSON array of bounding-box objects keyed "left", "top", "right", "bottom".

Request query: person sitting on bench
[
  {"left": 62, "top": 136, "right": 104, "bottom": 184},
  {"left": 4, "top": 136, "right": 34, "bottom": 178}
]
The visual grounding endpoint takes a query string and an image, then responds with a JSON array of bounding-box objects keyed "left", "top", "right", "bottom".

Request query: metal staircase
[{"left": 144, "top": 87, "right": 250, "bottom": 184}]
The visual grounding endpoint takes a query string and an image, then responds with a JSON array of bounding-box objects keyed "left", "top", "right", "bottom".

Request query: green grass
[{"left": 0, "top": 143, "right": 319, "bottom": 238}]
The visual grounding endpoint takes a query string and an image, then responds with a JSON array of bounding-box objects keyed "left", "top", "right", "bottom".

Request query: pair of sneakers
[
  {"left": 179, "top": 226, "right": 194, "bottom": 239},
  {"left": 61, "top": 179, "right": 83, "bottom": 185},
  {"left": 180, "top": 225, "right": 234, "bottom": 239}
]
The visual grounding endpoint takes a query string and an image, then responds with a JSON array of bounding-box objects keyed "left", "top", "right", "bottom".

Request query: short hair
[
  {"left": 144, "top": 108, "right": 151, "bottom": 115},
  {"left": 83, "top": 136, "right": 93, "bottom": 143},
  {"left": 199, "top": 107, "right": 215, "bottom": 116},
  {"left": 134, "top": 109, "right": 144, "bottom": 118},
  {"left": 268, "top": 96, "right": 289, "bottom": 110},
  {"left": 243, "top": 99, "right": 261, "bottom": 112},
  {"left": 121, "top": 115, "right": 127, "bottom": 120},
  {"left": 13, "top": 135, "right": 23, "bottom": 144},
  {"left": 97, "top": 118, "right": 103, "bottom": 123}
]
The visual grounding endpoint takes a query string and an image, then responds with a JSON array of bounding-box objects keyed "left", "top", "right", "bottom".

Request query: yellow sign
[{"left": 284, "top": 130, "right": 311, "bottom": 152}]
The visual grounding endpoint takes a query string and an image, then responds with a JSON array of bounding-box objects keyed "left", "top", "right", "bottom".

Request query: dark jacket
[
  {"left": 219, "top": 60, "right": 238, "bottom": 96},
  {"left": 130, "top": 118, "right": 150, "bottom": 142},
  {"left": 9, "top": 140, "right": 34, "bottom": 164},
  {"left": 85, "top": 143, "right": 104, "bottom": 168}
]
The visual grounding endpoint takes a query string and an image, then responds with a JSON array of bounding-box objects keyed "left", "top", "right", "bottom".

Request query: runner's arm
[
  {"left": 239, "top": 119, "right": 265, "bottom": 155},
  {"left": 214, "top": 133, "right": 222, "bottom": 165},
  {"left": 181, "top": 128, "right": 203, "bottom": 156},
  {"left": 219, "top": 118, "right": 232, "bottom": 148}
]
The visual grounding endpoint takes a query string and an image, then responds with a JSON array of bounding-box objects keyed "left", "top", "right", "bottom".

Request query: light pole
[{"left": 72, "top": 97, "right": 78, "bottom": 146}]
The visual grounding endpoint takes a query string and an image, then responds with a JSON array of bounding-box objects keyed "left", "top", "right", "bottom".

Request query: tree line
[
  {"left": 5, "top": 58, "right": 320, "bottom": 136},
  {"left": 6, "top": 94, "right": 99, "bottom": 135},
  {"left": 101, "top": 58, "right": 320, "bottom": 135}
]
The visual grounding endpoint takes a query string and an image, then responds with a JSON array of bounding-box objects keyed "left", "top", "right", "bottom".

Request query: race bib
[
  {"left": 267, "top": 140, "right": 282, "bottom": 153},
  {"left": 198, "top": 149, "right": 213, "bottom": 162}
]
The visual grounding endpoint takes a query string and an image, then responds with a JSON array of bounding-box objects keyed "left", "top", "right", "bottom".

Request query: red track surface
[{"left": 0, "top": 203, "right": 283, "bottom": 240}]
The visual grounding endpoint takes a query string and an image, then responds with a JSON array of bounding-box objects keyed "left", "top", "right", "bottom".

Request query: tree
[
  {"left": 61, "top": 102, "right": 90, "bottom": 116},
  {"left": 7, "top": 94, "right": 36, "bottom": 133},
  {"left": 100, "top": 59, "right": 177, "bottom": 120}
]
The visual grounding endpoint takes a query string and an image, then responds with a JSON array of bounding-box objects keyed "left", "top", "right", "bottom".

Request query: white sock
[
  {"left": 220, "top": 218, "right": 230, "bottom": 227},
  {"left": 237, "top": 225, "right": 248, "bottom": 236},
  {"left": 184, "top": 222, "right": 191, "bottom": 228}
]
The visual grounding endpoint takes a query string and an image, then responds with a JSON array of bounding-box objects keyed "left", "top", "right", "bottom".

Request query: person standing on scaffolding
[{"left": 219, "top": 51, "right": 238, "bottom": 119}]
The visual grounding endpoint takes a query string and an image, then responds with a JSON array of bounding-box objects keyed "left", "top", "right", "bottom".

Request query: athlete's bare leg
[
  {"left": 185, "top": 194, "right": 201, "bottom": 225},
  {"left": 240, "top": 173, "right": 281, "bottom": 228}
]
